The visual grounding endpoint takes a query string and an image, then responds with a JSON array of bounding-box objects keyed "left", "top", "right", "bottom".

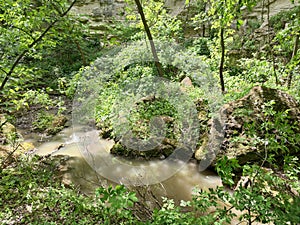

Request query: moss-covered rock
[
  {"left": 110, "top": 137, "right": 176, "bottom": 160},
  {"left": 209, "top": 86, "right": 300, "bottom": 167},
  {"left": 109, "top": 96, "right": 209, "bottom": 160}
]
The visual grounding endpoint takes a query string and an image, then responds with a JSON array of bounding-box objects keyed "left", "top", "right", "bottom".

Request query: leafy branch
[{"left": 0, "top": 0, "right": 77, "bottom": 91}]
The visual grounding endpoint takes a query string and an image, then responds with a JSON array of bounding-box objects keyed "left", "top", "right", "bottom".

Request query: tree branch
[
  {"left": 1, "top": 143, "right": 21, "bottom": 170},
  {"left": 219, "top": 27, "right": 225, "bottom": 93},
  {"left": 74, "top": 40, "right": 87, "bottom": 66},
  {"left": 0, "top": 0, "right": 77, "bottom": 91},
  {"left": 0, "top": 119, "right": 8, "bottom": 129}
]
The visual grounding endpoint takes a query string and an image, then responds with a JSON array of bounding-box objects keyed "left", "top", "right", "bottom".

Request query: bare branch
[
  {"left": 0, "top": 66, "right": 8, "bottom": 75},
  {"left": 1, "top": 143, "right": 21, "bottom": 169}
]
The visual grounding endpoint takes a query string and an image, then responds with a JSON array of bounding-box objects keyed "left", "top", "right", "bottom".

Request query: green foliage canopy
[{"left": 0, "top": 0, "right": 77, "bottom": 93}]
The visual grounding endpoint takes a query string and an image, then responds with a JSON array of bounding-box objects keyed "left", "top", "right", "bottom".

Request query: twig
[
  {"left": 1, "top": 143, "right": 21, "bottom": 169},
  {"left": 211, "top": 205, "right": 235, "bottom": 224},
  {"left": 0, "top": 119, "right": 8, "bottom": 129},
  {"left": 252, "top": 143, "right": 268, "bottom": 183},
  {"left": 250, "top": 216, "right": 259, "bottom": 224},
  {"left": 0, "top": 67, "right": 8, "bottom": 75},
  {"left": 237, "top": 145, "right": 268, "bottom": 225},
  {"left": 236, "top": 219, "right": 247, "bottom": 225},
  {"left": 74, "top": 40, "right": 87, "bottom": 66}
]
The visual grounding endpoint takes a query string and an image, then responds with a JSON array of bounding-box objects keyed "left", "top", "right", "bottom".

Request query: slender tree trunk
[
  {"left": 248, "top": 208, "right": 252, "bottom": 225},
  {"left": 287, "top": 35, "right": 299, "bottom": 88},
  {"left": 261, "top": 0, "right": 265, "bottom": 23},
  {"left": 75, "top": 40, "right": 87, "bottom": 66},
  {"left": 183, "top": 0, "right": 191, "bottom": 34},
  {"left": 0, "top": 0, "right": 77, "bottom": 91},
  {"left": 134, "top": 0, "right": 164, "bottom": 77},
  {"left": 266, "top": 0, "right": 278, "bottom": 85},
  {"left": 219, "top": 28, "right": 225, "bottom": 93}
]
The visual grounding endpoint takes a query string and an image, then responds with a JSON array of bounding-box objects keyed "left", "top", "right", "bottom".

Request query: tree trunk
[
  {"left": 75, "top": 40, "right": 87, "bottom": 66},
  {"left": 287, "top": 34, "right": 299, "bottom": 89},
  {"left": 219, "top": 28, "right": 225, "bottom": 93},
  {"left": 134, "top": 0, "right": 164, "bottom": 77},
  {"left": 261, "top": 0, "right": 265, "bottom": 23},
  {"left": 266, "top": 0, "right": 278, "bottom": 85}
]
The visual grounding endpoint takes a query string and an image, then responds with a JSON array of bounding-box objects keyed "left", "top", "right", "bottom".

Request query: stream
[
  {"left": 23, "top": 126, "right": 222, "bottom": 201},
  {"left": 21, "top": 127, "right": 268, "bottom": 224}
]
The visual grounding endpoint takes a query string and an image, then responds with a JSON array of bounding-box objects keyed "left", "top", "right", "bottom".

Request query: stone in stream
[{"left": 45, "top": 115, "right": 68, "bottom": 135}]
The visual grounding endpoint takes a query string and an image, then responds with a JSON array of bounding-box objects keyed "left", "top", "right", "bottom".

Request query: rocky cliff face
[
  {"left": 73, "top": 0, "right": 125, "bottom": 19},
  {"left": 246, "top": 0, "right": 299, "bottom": 19},
  {"left": 71, "top": 0, "right": 299, "bottom": 34},
  {"left": 71, "top": 0, "right": 126, "bottom": 35}
]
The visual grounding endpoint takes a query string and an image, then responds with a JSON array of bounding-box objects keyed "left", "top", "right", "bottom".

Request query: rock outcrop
[
  {"left": 71, "top": 0, "right": 299, "bottom": 37},
  {"left": 206, "top": 86, "right": 300, "bottom": 167}
]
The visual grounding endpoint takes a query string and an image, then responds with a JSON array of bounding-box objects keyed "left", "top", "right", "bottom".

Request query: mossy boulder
[
  {"left": 109, "top": 96, "right": 209, "bottom": 160},
  {"left": 110, "top": 138, "right": 176, "bottom": 160},
  {"left": 32, "top": 112, "right": 68, "bottom": 136},
  {"left": 206, "top": 86, "right": 300, "bottom": 167}
]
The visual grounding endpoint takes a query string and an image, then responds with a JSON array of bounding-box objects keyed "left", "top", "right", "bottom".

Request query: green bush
[
  {"left": 0, "top": 155, "right": 139, "bottom": 225},
  {"left": 32, "top": 111, "right": 55, "bottom": 131},
  {"left": 185, "top": 38, "right": 211, "bottom": 56}
]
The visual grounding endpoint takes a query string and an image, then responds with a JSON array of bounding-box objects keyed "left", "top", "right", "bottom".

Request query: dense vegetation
[{"left": 1, "top": 0, "right": 299, "bottom": 224}]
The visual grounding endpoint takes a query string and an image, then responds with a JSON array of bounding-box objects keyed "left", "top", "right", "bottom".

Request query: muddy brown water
[
  {"left": 22, "top": 127, "right": 266, "bottom": 224},
  {"left": 24, "top": 127, "right": 221, "bottom": 198}
]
